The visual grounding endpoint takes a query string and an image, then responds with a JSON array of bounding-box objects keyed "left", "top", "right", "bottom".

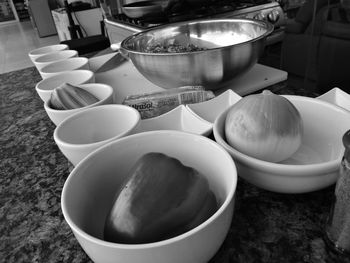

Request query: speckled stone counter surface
[{"left": 1, "top": 66, "right": 350, "bottom": 263}]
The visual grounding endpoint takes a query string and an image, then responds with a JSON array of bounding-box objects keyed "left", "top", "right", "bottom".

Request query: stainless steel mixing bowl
[{"left": 120, "top": 18, "right": 274, "bottom": 90}]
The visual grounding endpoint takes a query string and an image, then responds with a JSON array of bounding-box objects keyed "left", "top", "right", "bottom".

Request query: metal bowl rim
[{"left": 120, "top": 18, "right": 274, "bottom": 56}]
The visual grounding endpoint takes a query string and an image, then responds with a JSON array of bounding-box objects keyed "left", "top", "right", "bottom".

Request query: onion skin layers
[{"left": 225, "top": 90, "right": 303, "bottom": 162}]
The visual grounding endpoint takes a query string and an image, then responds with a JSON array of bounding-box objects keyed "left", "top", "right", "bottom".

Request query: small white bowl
[
  {"left": 317, "top": 87, "right": 350, "bottom": 112},
  {"left": 40, "top": 57, "right": 90, "bottom": 79},
  {"left": 61, "top": 130, "right": 237, "bottom": 263},
  {"left": 34, "top": 50, "right": 78, "bottom": 74},
  {"left": 186, "top": 89, "right": 242, "bottom": 123},
  {"left": 213, "top": 95, "right": 350, "bottom": 193},
  {"left": 132, "top": 105, "right": 212, "bottom": 137},
  {"left": 44, "top": 83, "right": 114, "bottom": 126},
  {"left": 35, "top": 70, "right": 95, "bottom": 102},
  {"left": 54, "top": 104, "right": 140, "bottom": 166},
  {"left": 28, "top": 44, "right": 68, "bottom": 63}
]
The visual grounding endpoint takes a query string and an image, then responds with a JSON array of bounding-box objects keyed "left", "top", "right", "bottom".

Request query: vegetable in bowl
[
  {"left": 144, "top": 42, "right": 207, "bottom": 53},
  {"left": 61, "top": 130, "right": 238, "bottom": 262},
  {"left": 225, "top": 90, "right": 303, "bottom": 163},
  {"left": 104, "top": 152, "right": 218, "bottom": 244},
  {"left": 214, "top": 93, "right": 350, "bottom": 193}
]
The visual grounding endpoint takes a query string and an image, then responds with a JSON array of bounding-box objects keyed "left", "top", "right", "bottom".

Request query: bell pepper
[{"left": 104, "top": 152, "right": 217, "bottom": 244}]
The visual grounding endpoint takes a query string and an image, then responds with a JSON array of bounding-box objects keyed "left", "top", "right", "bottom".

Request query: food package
[{"left": 122, "top": 86, "right": 215, "bottom": 119}]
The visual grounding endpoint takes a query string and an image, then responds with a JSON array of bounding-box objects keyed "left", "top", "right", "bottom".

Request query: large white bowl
[
  {"left": 28, "top": 44, "right": 68, "bottom": 63},
  {"left": 35, "top": 70, "right": 95, "bottom": 102},
  {"left": 61, "top": 130, "right": 237, "bottom": 263},
  {"left": 54, "top": 104, "right": 140, "bottom": 166},
  {"left": 213, "top": 95, "right": 350, "bottom": 193},
  {"left": 40, "top": 57, "right": 90, "bottom": 79},
  {"left": 44, "top": 83, "right": 114, "bottom": 126},
  {"left": 34, "top": 50, "right": 78, "bottom": 76}
]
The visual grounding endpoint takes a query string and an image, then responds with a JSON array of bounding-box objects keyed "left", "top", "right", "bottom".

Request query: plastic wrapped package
[{"left": 122, "top": 86, "right": 215, "bottom": 119}]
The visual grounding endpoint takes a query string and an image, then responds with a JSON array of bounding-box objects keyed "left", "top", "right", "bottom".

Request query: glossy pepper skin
[{"left": 104, "top": 152, "right": 217, "bottom": 244}]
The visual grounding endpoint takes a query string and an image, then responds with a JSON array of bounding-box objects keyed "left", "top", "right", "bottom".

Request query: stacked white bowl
[
  {"left": 44, "top": 83, "right": 114, "bottom": 126},
  {"left": 29, "top": 44, "right": 115, "bottom": 128},
  {"left": 40, "top": 57, "right": 90, "bottom": 79},
  {"left": 33, "top": 50, "right": 79, "bottom": 78},
  {"left": 35, "top": 70, "right": 96, "bottom": 103},
  {"left": 53, "top": 104, "right": 141, "bottom": 165},
  {"left": 28, "top": 44, "right": 69, "bottom": 64}
]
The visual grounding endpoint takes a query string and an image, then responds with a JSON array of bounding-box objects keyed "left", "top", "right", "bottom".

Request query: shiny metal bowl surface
[{"left": 120, "top": 18, "right": 274, "bottom": 90}]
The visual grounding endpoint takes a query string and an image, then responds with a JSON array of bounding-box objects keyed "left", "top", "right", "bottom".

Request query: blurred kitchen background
[{"left": 1, "top": 0, "right": 349, "bottom": 93}]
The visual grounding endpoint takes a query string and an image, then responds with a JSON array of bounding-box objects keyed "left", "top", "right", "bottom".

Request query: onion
[{"left": 225, "top": 90, "right": 303, "bottom": 162}]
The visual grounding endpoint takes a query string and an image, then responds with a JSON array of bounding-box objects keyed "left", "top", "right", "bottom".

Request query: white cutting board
[{"left": 89, "top": 53, "right": 288, "bottom": 104}]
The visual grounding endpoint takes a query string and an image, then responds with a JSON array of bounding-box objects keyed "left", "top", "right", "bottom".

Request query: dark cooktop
[{"left": 112, "top": 0, "right": 275, "bottom": 28}]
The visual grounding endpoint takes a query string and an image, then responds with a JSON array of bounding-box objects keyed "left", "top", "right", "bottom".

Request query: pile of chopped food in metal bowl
[{"left": 144, "top": 43, "right": 207, "bottom": 53}]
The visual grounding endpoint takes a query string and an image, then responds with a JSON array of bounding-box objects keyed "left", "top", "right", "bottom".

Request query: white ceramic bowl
[
  {"left": 61, "top": 130, "right": 237, "bottom": 263},
  {"left": 54, "top": 104, "right": 140, "bottom": 166},
  {"left": 34, "top": 50, "right": 78, "bottom": 74},
  {"left": 132, "top": 105, "right": 212, "bottom": 137},
  {"left": 28, "top": 44, "right": 68, "bottom": 63},
  {"left": 35, "top": 70, "right": 95, "bottom": 102},
  {"left": 40, "top": 57, "right": 90, "bottom": 79},
  {"left": 44, "top": 83, "right": 114, "bottom": 126},
  {"left": 213, "top": 95, "right": 350, "bottom": 193}
]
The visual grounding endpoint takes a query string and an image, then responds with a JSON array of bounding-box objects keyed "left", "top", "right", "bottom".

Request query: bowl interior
[
  {"left": 55, "top": 105, "right": 140, "bottom": 145},
  {"left": 34, "top": 50, "right": 77, "bottom": 63},
  {"left": 36, "top": 70, "right": 94, "bottom": 92},
  {"left": 214, "top": 95, "right": 349, "bottom": 168},
  {"left": 41, "top": 57, "right": 89, "bottom": 74},
  {"left": 29, "top": 44, "right": 68, "bottom": 56},
  {"left": 62, "top": 131, "right": 237, "bottom": 242},
  {"left": 132, "top": 105, "right": 212, "bottom": 136},
  {"left": 46, "top": 84, "right": 113, "bottom": 111},
  {"left": 122, "top": 19, "right": 273, "bottom": 53}
]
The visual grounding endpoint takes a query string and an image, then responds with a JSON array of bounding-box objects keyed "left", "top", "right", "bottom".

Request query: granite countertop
[{"left": 1, "top": 66, "right": 350, "bottom": 263}]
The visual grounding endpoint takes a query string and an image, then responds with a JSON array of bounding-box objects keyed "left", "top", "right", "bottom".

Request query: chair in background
[
  {"left": 280, "top": 0, "right": 336, "bottom": 82},
  {"left": 60, "top": 0, "right": 110, "bottom": 55},
  {"left": 316, "top": 11, "right": 350, "bottom": 93},
  {"left": 281, "top": 0, "right": 350, "bottom": 93}
]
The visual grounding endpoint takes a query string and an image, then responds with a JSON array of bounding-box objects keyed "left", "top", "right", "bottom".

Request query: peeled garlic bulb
[{"left": 225, "top": 90, "right": 303, "bottom": 162}]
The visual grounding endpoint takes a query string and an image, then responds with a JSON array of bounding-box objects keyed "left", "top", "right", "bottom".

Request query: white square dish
[
  {"left": 132, "top": 105, "right": 212, "bottom": 137},
  {"left": 186, "top": 90, "right": 242, "bottom": 124},
  {"left": 317, "top": 87, "right": 350, "bottom": 112}
]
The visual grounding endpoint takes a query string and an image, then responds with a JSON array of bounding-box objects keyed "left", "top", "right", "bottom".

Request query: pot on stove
[{"left": 122, "top": 0, "right": 164, "bottom": 18}]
